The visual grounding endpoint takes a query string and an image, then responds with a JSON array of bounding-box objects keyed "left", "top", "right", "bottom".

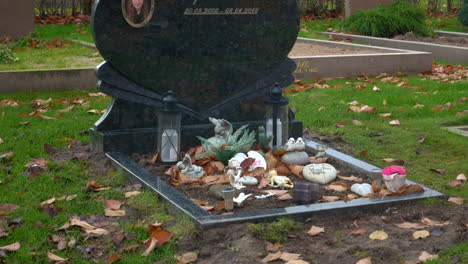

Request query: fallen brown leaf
[
  {"left": 413, "top": 230, "right": 430, "bottom": 239},
  {"left": 338, "top": 176, "right": 363, "bottom": 183},
  {"left": 349, "top": 227, "right": 367, "bottom": 235},
  {"left": 278, "top": 193, "right": 293, "bottom": 200},
  {"left": 394, "top": 221, "right": 426, "bottom": 229},
  {"left": 356, "top": 257, "right": 372, "bottom": 264},
  {"left": 178, "top": 252, "right": 198, "bottom": 263},
  {"left": 324, "top": 184, "right": 347, "bottom": 192},
  {"left": 307, "top": 226, "right": 325, "bottom": 236},
  {"left": 429, "top": 168, "right": 446, "bottom": 175},
  {"left": 322, "top": 196, "right": 340, "bottom": 202},
  {"left": 418, "top": 251, "right": 438, "bottom": 262},
  {"left": 448, "top": 197, "right": 464, "bottom": 205},
  {"left": 262, "top": 251, "right": 282, "bottom": 263},
  {"left": 369, "top": 230, "right": 388, "bottom": 240},
  {"left": 389, "top": 120, "right": 400, "bottom": 125},
  {"left": 448, "top": 180, "right": 463, "bottom": 187},
  {"left": 280, "top": 252, "right": 301, "bottom": 261},
  {"left": 288, "top": 164, "right": 304, "bottom": 178},
  {"left": 285, "top": 260, "right": 309, "bottom": 264},
  {"left": 105, "top": 200, "right": 123, "bottom": 210},
  {"left": 107, "top": 254, "right": 122, "bottom": 264},
  {"left": 141, "top": 238, "right": 158, "bottom": 257},
  {"left": 40, "top": 197, "right": 56, "bottom": 206},
  {"left": 0, "top": 242, "right": 20, "bottom": 251},
  {"left": 124, "top": 191, "right": 142, "bottom": 198},
  {"left": 420, "top": 217, "right": 450, "bottom": 226},
  {"left": 0, "top": 152, "right": 14, "bottom": 160},
  {"left": 47, "top": 251, "right": 68, "bottom": 262},
  {"left": 0, "top": 203, "right": 19, "bottom": 216},
  {"left": 58, "top": 106, "right": 74, "bottom": 113},
  {"left": 105, "top": 209, "right": 126, "bottom": 217}
]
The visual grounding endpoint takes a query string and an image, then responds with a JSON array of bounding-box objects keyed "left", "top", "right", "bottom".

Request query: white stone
[
  {"left": 350, "top": 183, "right": 373, "bottom": 196},
  {"left": 247, "top": 151, "right": 267, "bottom": 171},
  {"left": 303, "top": 163, "right": 337, "bottom": 184},
  {"left": 238, "top": 176, "right": 258, "bottom": 185}
]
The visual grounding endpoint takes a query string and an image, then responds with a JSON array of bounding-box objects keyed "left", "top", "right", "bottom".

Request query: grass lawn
[{"left": 1, "top": 64, "right": 466, "bottom": 262}]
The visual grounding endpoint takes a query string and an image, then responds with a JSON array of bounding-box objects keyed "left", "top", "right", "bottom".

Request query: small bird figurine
[
  {"left": 284, "top": 138, "right": 296, "bottom": 152},
  {"left": 293, "top": 137, "right": 305, "bottom": 151}
]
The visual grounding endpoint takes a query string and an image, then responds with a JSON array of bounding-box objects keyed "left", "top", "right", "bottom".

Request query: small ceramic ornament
[
  {"left": 267, "top": 170, "right": 294, "bottom": 188},
  {"left": 382, "top": 166, "right": 406, "bottom": 192},
  {"left": 207, "top": 117, "right": 232, "bottom": 148},
  {"left": 233, "top": 193, "right": 252, "bottom": 207},
  {"left": 350, "top": 183, "right": 373, "bottom": 196},
  {"left": 246, "top": 151, "right": 267, "bottom": 171},
  {"left": 303, "top": 163, "right": 337, "bottom": 184},
  {"left": 281, "top": 137, "right": 309, "bottom": 165},
  {"left": 226, "top": 157, "right": 245, "bottom": 190},
  {"left": 255, "top": 192, "right": 275, "bottom": 199},
  {"left": 176, "top": 154, "right": 204, "bottom": 178}
]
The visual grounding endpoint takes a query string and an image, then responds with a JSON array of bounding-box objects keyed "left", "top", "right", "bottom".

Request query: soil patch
[
  {"left": 394, "top": 32, "right": 468, "bottom": 47},
  {"left": 177, "top": 202, "right": 467, "bottom": 264},
  {"left": 289, "top": 42, "right": 390, "bottom": 57}
]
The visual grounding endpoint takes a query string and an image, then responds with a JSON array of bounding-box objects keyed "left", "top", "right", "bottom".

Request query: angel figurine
[
  {"left": 207, "top": 117, "right": 232, "bottom": 148},
  {"left": 176, "top": 154, "right": 204, "bottom": 179},
  {"left": 225, "top": 157, "right": 246, "bottom": 190}
]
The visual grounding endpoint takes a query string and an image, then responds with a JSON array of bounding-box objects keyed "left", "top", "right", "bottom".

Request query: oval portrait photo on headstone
[{"left": 121, "top": 0, "right": 155, "bottom": 28}]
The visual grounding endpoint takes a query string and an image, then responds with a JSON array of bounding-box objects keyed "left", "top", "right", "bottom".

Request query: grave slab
[{"left": 106, "top": 139, "right": 445, "bottom": 228}]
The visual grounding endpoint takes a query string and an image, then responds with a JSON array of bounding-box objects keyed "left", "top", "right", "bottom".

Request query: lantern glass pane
[
  {"left": 265, "top": 104, "right": 289, "bottom": 147},
  {"left": 158, "top": 112, "right": 181, "bottom": 162}
]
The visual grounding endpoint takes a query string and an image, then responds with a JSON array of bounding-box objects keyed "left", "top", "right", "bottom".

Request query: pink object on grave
[
  {"left": 382, "top": 166, "right": 407, "bottom": 192},
  {"left": 382, "top": 166, "right": 406, "bottom": 180}
]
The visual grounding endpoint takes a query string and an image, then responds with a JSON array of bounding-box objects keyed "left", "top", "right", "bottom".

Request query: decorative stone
[
  {"left": 281, "top": 151, "right": 310, "bottom": 165},
  {"left": 176, "top": 154, "right": 204, "bottom": 178},
  {"left": 350, "top": 183, "right": 373, "bottom": 196},
  {"left": 209, "top": 184, "right": 238, "bottom": 200},
  {"left": 247, "top": 151, "right": 267, "bottom": 171},
  {"left": 303, "top": 163, "right": 337, "bottom": 184},
  {"left": 382, "top": 166, "right": 407, "bottom": 192},
  {"left": 238, "top": 176, "right": 258, "bottom": 186}
]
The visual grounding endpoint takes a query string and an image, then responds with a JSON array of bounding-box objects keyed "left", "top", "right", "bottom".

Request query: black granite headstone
[{"left": 90, "top": 0, "right": 303, "bottom": 153}]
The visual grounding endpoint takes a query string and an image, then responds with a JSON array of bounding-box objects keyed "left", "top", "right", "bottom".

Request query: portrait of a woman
[{"left": 122, "top": 0, "right": 155, "bottom": 27}]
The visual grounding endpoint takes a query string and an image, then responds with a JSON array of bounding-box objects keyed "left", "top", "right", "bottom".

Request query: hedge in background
[
  {"left": 342, "top": 0, "right": 432, "bottom": 38},
  {"left": 459, "top": 0, "right": 468, "bottom": 27}
]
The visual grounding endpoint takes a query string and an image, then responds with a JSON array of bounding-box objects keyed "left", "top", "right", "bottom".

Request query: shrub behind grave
[
  {"left": 459, "top": 0, "right": 468, "bottom": 27},
  {"left": 342, "top": 0, "right": 432, "bottom": 38},
  {"left": 0, "top": 44, "right": 18, "bottom": 64}
]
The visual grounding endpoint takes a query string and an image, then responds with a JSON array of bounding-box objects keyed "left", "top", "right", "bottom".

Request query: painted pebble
[{"left": 303, "top": 163, "right": 337, "bottom": 184}]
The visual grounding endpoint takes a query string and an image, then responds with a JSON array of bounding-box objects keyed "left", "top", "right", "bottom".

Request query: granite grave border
[
  {"left": 321, "top": 32, "right": 468, "bottom": 64},
  {"left": 105, "top": 139, "right": 445, "bottom": 229}
]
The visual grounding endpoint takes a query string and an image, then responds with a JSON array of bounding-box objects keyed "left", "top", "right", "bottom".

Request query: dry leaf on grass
[
  {"left": 457, "top": 173, "right": 466, "bottom": 181},
  {"left": 379, "top": 113, "right": 392, "bottom": 118},
  {"left": 86, "top": 180, "right": 111, "bottom": 191},
  {"left": 389, "top": 120, "right": 400, "bottom": 125},
  {"left": 418, "top": 251, "right": 438, "bottom": 262},
  {"left": 356, "top": 257, "right": 372, "bottom": 264},
  {"left": 0, "top": 242, "right": 20, "bottom": 251},
  {"left": 40, "top": 197, "right": 56, "bottom": 206},
  {"left": 448, "top": 197, "right": 464, "bottom": 205},
  {"left": 106, "top": 254, "right": 122, "bottom": 264},
  {"left": 69, "top": 218, "right": 110, "bottom": 235},
  {"left": 369, "top": 230, "right": 388, "bottom": 240},
  {"left": 285, "top": 260, "right": 309, "bottom": 264},
  {"left": 0, "top": 138, "right": 3, "bottom": 144},
  {"left": 352, "top": 120, "right": 364, "bottom": 126},
  {"left": 307, "top": 226, "right": 325, "bottom": 236},
  {"left": 421, "top": 217, "right": 449, "bottom": 226},
  {"left": 47, "top": 251, "right": 68, "bottom": 262},
  {"left": 429, "top": 168, "right": 446, "bottom": 175},
  {"left": 58, "top": 106, "right": 74, "bottom": 113},
  {"left": 125, "top": 191, "right": 141, "bottom": 198},
  {"left": 338, "top": 176, "right": 363, "bottom": 183},
  {"left": 413, "top": 230, "right": 430, "bottom": 239},
  {"left": 141, "top": 237, "right": 157, "bottom": 257},
  {"left": 0, "top": 152, "right": 14, "bottom": 160},
  {"left": 104, "top": 209, "right": 126, "bottom": 217},
  {"left": 105, "top": 200, "right": 123, "bottom": 210}
]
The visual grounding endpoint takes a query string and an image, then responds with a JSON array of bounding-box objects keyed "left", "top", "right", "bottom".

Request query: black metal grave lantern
[
  {"left": 265, "top": 83, "right": 290, "bottom": 148},
  {"left": 158, "top": 91, "right": 181, "bottom": 163}
]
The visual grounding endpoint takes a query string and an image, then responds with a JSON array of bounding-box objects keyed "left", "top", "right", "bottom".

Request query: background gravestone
[
  {"left": 0, "top": 0, "right": 34, "bottom": 40},
  {"left": 90, "top": 0, "right": 303, "bottom": 153},
  {"left": 345, "top": 0, "right": 395, "bottom": 17}
]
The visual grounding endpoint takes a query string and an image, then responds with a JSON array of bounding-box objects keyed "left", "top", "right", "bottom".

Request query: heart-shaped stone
[
  {"left": 303, "top": 163, "right": 337, "bottom": 184},
  {"left": 350, "top": 183, "right": 373, "bottom": 196}
]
